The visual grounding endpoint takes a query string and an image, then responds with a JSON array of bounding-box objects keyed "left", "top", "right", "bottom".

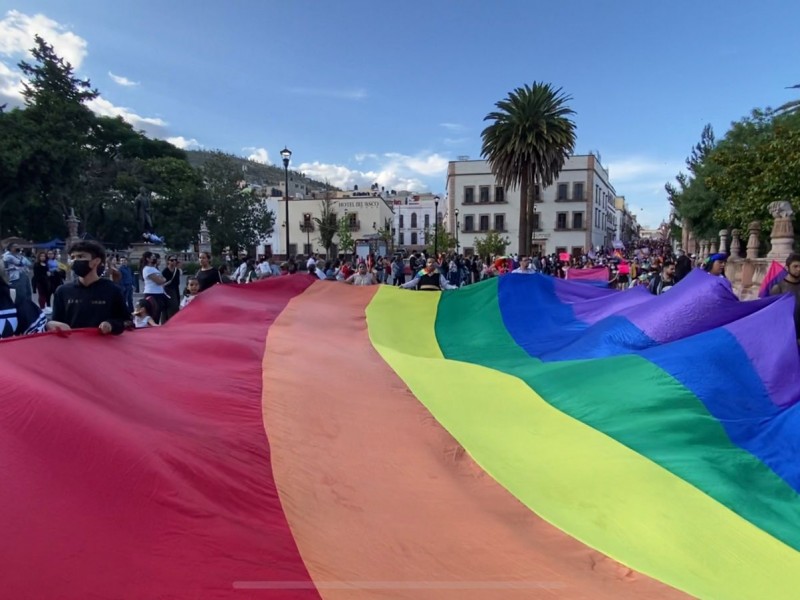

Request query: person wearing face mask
[{"left": 51, "top": 241, "right": 129, "bottom": 335}]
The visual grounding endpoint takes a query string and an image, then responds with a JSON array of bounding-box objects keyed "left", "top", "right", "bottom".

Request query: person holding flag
[{"left": 767, "top": 253, "right": 800, "bottom": 345}]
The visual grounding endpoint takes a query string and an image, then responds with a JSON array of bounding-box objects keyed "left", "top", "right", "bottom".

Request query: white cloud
[
  {"left": 0, "top": 10, "right": 90, "bottom": 106},
  {"left": 605, "top": 156, "right": 682, "bottom": 229},
  {"left": 286, "top": 86, "right": 367, "bottom": 100},
  {"left": 0, "top": 59, "right": 23, "bottom": 105},
  {"left": 439, "top": 122, "right": 465, "bottom": 132},
  {"left": 297, "top": 151, "right": 449, "bottom": 193},
  {"left": 167, "top": 136, "right": 201, "bottom": 150},
  {"left": 297, "top": 161, "right": 426, "bottom": 193},
  {"left": 443, "top": 137, "right": 468, "bottom": 146},
  {"left": 385, "top": 152, "right": 449, "bottom": 177},
  {"left": 243, "top": 147, "right": 270, "bottom": 164},
  {"left": 0, "top": 10, "right": 88, "bottom": 69},
  {"left": 87, "top": 96, "right": 167, "bottom": 136},
  {"left": 108, "top": 71, "right": 139, "bottom": 87}
]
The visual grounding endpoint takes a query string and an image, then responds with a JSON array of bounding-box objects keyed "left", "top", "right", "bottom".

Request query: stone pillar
[
  {"left": 718, "top": 229, "right": 729, "bottom": 255},
  {"left": 709, "top": 240, "right": 718, "bottom": 255},
  {"left": 700, "top": 240, "right": 708, "bottom": 260},
  {"left": 65, "top": 208, "right": 81, "bottom": 250},
  {"left": 198, "top": 221, "right": 211, "bottom": 255},
  {"left": 746, "top": 221, "right": 761, "bottom": 260},
  {"left": 766, "top": 201, "right": 795, "bottom": 262},
  {"left": 730, "top": 229, "right": 742, "bottom": 260}
]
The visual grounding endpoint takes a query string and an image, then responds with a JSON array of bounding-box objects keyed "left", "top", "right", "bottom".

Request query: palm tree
[{"left": 481, "top": 83, "right": 576, "bottom": 254}]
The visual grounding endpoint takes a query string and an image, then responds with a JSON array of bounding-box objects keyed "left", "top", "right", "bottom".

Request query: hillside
[{"left": 186, "top": 150, "right": 339, "bottom": 191}]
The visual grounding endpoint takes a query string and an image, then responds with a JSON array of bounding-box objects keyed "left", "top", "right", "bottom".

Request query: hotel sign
[{"left": 338, "top": 200, "right": 381, "bottom": 208}]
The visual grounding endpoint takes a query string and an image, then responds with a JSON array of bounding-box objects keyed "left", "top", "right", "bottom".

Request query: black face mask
[{"left": 72, "top": 260, "right": 94, "bottom": 278}]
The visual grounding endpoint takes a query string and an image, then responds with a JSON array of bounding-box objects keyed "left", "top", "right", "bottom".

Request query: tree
[
  {"left": 376, "top": 217, "right": 393, "bottom": 251},
  {"left": 665, "top": 124, "right": 723, "bottom": 241},
  {"left": 142, "top": 157, "right": 209, "bottom": 250},
  {"left": 203, "top": 152, "right": 274, "bottom": 255},
  {"left": 313, "top": 191, "right": 338, "bottom": 258},
  {"left": 481, "top": 82, "right": 576, "bottom": 254},
  {"left": 336, "top": 217, "right": 355, "bottom": 256},
  {"left": 707, "top": 109, "right": 800, "bottom": 232},
  {"left": 423, "top": 225, "right": 457, "bottom": 256},
  {"left": 17, "top": 36, "right": 99, "bottom": 236},
  {"left": 474, "top": 230, "right": 510, "bottom": 260}
]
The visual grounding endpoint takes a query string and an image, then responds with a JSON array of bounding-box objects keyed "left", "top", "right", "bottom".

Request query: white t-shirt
[
  {"left": 306, "top": 256, "right": 317, "bottom": 269},
  {"left": 142, "top": 265, "right": 164, "bottom": 294},
  {"left": 133, "top": 314, "right": 152, "bottom": 328}
]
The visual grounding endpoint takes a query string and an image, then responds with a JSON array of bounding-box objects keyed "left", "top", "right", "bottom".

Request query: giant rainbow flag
[{"left": 2, "top": 269, "right": 800, "bottom": 599}]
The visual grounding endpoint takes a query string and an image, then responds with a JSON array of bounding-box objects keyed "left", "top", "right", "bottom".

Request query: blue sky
[{"left": 1, "top": 1, "right": 798, "bottom": 228}]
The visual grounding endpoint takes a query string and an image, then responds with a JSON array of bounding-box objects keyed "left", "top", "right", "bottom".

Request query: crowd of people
[{"left": 2, "top": 239, "right": 799, "bottom": 344}]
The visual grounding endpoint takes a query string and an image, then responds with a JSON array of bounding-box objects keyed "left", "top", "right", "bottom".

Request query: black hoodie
[{"left": 52, "top": 277, "right": 128, "bottom": 334}]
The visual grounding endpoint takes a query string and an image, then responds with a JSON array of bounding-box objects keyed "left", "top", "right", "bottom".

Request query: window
[
  {"left": 399, "top": 232, "right": 405, "bottom": 245},
  {"left": 556, "top": 212, "right": 568, "bottom": 229},
  {"left": 463, "top": 247, "right": 474, "bottom": 256},
  {"left": 555, "top": 247, "right": 567, "bottom": 256},
  {"left": 532, "top": 212, "right": 541, "bottom": 231},
  {"left": 573, "top": 183, "right": 584, "bottom": 201},
  {"left": 464, "top": 215, "right": 475, "bottom": 232},
  {"left": 288, "top": 243, "right": 297, "bottom": 256},
  {"left": 424, "top": 213, "right": 430, "bottom": 228},
  {"left": 479, "top": 186, "right": 490, "bottom": 203},
  {"left": 399, "top": 214, "right": 404, "bottom": 228},
  {"left": 479, "top": 215, "right": 490, "bottom": 231},
  {"left": 348, "top": 212, "right": 358, "bottom": 227},
  {"left": 534, "top": 184, "right": 541, "bottom": 202},
  {"left": 557, "top": 183, "right": 568, "bottom": 201},
  {"left": 302, "top": 213, "right": 313, "bottom": 229},
  {"left": 596, "top": 185, "right": 600, "bottom": 204},
  {"left": 303, "top": 243, "right": 312, "bottom": 256},
  {"left": 411, "top": 212, "right": 417, "bottom": 228},
  {"left": 572, "top": 212, "right": 584, "bottom": 229},
  {"left": 571, "top": 247, "right": 583, "bottom": 257},
  {"left": 464, "top": 186, "right": 475, "bottom": 204},
  {"left": 495, "top": 186, "right": 505, "bottom": 203},
  {"left": 411, "top": 232, "right": 418, "bottom": 245},
  {"left": 494, "top": 214, "right": 505, "bottom": 231}
]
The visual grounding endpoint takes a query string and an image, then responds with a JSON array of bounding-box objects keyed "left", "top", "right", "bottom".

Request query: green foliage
[
  {"left": 0, "top": 36, "right": 201, "bottom": 250},
  {"left": 669, "top": 111, "right": 800, "bottom": 240},
  {"left": 313, "top": 192, "right": 338, "bottom": 257},
  {"left": 474, "top": 230, "right": 510, "bottom": 259},
  {"left": 336, "top": 217, "right": 355, "bottom": 253},
  {"left": 482, "top": 82, "right": 576, "bottom": 253},
  {"left": 203, "top": 152, "right": 274, "bottom": 254},
  {"left": 423, "top": 224, "right": 457, "bottom": 255},
  {"left": 376, "top": 217, "right": 393, "bottom": 248},
  {"left": 707, "top": 110, "right": 800, "bottom": 231},
  {"left": 186, "top": 150, "right": 340, "bottom": 191},
  {"left": 142, "top": 157, "right": 209, "bottom": 251},
  {"left": 665, "top": 124, "right": 723, "bottom": 240}
]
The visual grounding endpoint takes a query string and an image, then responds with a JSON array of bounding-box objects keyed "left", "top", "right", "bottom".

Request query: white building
[
  {"left": 391, "top": 192, "right": 440, "bottom": 250},
  {"left": 258, "top": 189, "right": 395, "bottom": 259},
  {"left": 445, "top": 154, "right": 618, "bottom": 257}
]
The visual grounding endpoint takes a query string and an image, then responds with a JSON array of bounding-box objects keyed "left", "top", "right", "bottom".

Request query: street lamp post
[
  {"left": 280, "top": 147, "right": 292, "bottom": 259},
  {"left": 455, "top": 208, "right": 460, "bottom": 253},
  {"left": 434, "top": 196, "right": 439, "bottom": 257}
]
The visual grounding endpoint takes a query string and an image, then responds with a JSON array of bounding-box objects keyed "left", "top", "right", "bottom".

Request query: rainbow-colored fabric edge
[{"left": 2, "top": 271, "right": 799, "bottom": 599}]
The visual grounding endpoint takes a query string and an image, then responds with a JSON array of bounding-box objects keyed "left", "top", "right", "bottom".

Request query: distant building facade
[
  {"left": 391, "top": 192, "right": 440, "bottom": 251},
  {"left": 445, "top": 155, "right": 618, "bottom": 257}
]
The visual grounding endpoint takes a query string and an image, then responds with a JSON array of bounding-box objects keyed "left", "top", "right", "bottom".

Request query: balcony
[
  {"left": 299, "top": 221, "right": 315, "bottom": 233},
  {"left": 346, "top": 220, "right": 360, "bottom": 231}
]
